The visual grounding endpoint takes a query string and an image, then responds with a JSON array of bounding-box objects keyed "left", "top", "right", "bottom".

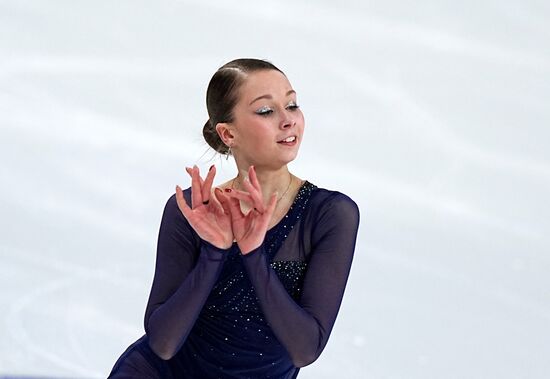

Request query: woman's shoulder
[
  {"left": 303, "top": 182, "right": 360, "bottom": 241},
  {"left": 307, "top": 182, "right": 359, "bottom": 211},
  {"left": 302, "top": 181, "right": 360, "bottom": 227}
]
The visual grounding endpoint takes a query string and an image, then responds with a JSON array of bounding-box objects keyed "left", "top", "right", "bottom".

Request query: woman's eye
[
  {"left": 287, "top": 102, "right": 300, "bottom": 111},
  {"left": 255, "top": 106, "right": 273, "bottom": 116}
]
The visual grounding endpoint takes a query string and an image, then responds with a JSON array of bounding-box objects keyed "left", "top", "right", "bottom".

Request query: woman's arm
[
  {"left": 144, "top": 191, "right": 230, "bottom": 360},
  {"left": 241, "top": 192, "right": 360, "bottom": 367}
]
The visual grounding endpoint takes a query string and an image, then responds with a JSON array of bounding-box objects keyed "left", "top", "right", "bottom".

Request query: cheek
[{"left": 241, "top": 120, "right": 273, "bottom": 144}]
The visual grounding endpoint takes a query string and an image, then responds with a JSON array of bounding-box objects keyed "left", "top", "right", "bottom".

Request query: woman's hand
[
  {"left": 175, "top": 165, "right": 234, "bottom": 249},
  {"left": 223, "top": 166, "right": 278, "bottom": 254}
]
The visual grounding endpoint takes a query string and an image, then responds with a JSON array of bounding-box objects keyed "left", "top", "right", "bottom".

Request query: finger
[
  {"left": 202, "top": 165, "right": 216, "bottom": 202},
  {"left": 241, "top": 176, "right": 260, "bottom": 199},
  {"left": 260, "top": 191, "right": 277, "bottom": 215},
  {"left": 254, "top": 192, "right": 277, "bottom": 231},
  {"left": 225, "top": 194, "right": 245, "bottom": 220},
  {"left": 251, "top": 207, "right": 263, "bottom": 216},
  {"left": 224, "top": 188, "right": 254, "bottom": 203},
  {"left": 186, "top": 167, "right": 204, "bottom": 186},
  {"left": 214, "top": 187, "right": 232, "bottom": 215},
  {"left": 242, "top": 177, "right": 265, "bottom": 213},
  {"left": 210, "top": 188, "right": 226, "bottom": 214},
  {"left": 191, "top": 165, "right": 203, "bottom": 208},
  {"left": 249, "top": 165, "right": 261, "bottom": 191},
  {"left": 175, "top": 185, "right": 193, "bottom": 219},
  {"left": 254, "top": 191, "right": 276, "bottom": 217},
  {"left": 265, "top": 191, "right": 278, "bottom": 216}
]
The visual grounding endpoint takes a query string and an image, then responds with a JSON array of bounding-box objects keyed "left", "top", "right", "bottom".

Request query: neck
[{"left": 233, "top": 164, "right": 293, "bottom": 205}]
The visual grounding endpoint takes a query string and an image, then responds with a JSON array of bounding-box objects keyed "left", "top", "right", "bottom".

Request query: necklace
[{"left": 231, "top": 171, "right": 293, "bottom": 202}]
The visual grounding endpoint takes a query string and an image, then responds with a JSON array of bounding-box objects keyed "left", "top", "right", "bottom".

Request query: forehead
[{"left": 238, "top": 70, "right": 293, "bottom": 103}]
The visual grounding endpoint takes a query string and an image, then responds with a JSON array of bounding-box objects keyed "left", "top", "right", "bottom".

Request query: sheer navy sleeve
[
  {"left": 143, "top": 190, "right": 231, "bottom": 360},
  {"left": 241, "top": 192, "right": 360, "bottom": 367}
]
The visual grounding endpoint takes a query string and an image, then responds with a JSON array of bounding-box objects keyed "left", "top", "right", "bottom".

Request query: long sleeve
[
  {"left": 143, "top": 192, "right": 231, "bottom": 360},
  {"left": 241, "top": 192, "right": 360, "bottom": 367}
]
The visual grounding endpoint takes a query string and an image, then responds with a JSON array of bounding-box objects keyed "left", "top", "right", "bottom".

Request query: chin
[
  {"left": 258, "top": 154, "right": 297, "bottom": 171},
  {"left": 278, "top": 151, "right": 300, "bottom": 166},
  {"left": 254, "top": 145, "right": 301, "bottom": 169}
]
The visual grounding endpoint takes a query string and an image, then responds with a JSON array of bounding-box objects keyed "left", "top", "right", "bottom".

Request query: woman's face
[{"left": 226, "top": 69, "right": 305, "bottom": 169}]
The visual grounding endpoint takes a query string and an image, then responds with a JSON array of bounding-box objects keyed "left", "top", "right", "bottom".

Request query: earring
[{"left": 226, "top": 146, "right": 231, "bottom": 160}]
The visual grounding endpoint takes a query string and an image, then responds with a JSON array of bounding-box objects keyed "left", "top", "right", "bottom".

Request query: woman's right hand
[{"left": 175, "top": 165, "right": 234, "bottom": 249}]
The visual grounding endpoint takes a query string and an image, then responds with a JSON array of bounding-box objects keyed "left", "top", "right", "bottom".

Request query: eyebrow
[{"left": 249, "top": 90, "right": 296, "bottom": 106}]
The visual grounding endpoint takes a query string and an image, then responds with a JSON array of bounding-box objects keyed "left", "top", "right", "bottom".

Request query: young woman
[{"left": 108, "top": 58, "right": 360, "bottom": 379}]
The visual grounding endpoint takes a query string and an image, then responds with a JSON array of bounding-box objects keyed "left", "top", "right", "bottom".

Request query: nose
[{"left": 280, "top": 116, "right": 296, "bottom": 129}]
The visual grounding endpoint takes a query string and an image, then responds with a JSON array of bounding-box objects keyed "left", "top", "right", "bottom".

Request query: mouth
[{"left": 277, "top": 135, "right": 297, "bottom": 146}]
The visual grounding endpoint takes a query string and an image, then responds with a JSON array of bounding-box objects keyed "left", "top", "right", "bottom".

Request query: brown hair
[{"left": 202, "top": 58, "right": 284, "bottom": 155}]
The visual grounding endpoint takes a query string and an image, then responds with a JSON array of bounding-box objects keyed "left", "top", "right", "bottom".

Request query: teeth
[{"left": 282, "top": 136, "right": 296, "bottom": 142}]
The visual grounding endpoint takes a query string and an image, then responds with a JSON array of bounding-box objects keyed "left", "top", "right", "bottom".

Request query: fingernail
[
  {"left": 224, "top": 188, "right": 232, "bottom": 193},
  {"left": 209, "top": 164, "right": 214, "bottom": 171}
]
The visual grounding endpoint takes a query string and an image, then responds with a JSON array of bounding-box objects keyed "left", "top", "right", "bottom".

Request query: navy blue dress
[{"left": 108, "top": 181, "right": 360, "bottom": 378}]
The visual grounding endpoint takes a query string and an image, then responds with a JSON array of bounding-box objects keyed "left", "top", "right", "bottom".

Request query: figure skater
[{"left": 108, "top": 58, "right": 360, "bottom": 378}]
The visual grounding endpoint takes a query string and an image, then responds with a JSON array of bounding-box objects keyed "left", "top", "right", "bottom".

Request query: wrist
[
  {"left": 239, "top": 242, "right": 263, "bottom": 257},
  {"left": 202, "top": 239, "right": 233, "bottom": 253}
]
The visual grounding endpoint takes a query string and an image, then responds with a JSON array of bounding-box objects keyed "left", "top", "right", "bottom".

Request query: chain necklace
[{"left": 231, "top": 171, "right": 293, "bottom": 202}]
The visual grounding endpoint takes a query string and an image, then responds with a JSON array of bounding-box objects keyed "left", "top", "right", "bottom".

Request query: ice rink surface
[{"left": 1, "top": 0, "right": 549, "bottom": 378}]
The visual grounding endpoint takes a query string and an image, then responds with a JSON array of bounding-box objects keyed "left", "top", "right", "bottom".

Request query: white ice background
[{"left": 1, "top": 0, "right": 549, "bottom": 378}]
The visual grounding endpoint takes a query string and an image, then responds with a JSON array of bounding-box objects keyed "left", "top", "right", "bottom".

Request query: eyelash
[{"left": 256, "top": 103, "right": 300, "bottom": 116}]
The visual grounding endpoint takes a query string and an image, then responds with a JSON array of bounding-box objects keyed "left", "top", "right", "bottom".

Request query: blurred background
[{"left": 1, "top": 0, "right": 549, "bottom": 378}]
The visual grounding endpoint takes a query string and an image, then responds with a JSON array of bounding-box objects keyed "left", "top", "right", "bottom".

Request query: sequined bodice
[{"left": 180, "top": 181, "right": 317, "bottom": 374}]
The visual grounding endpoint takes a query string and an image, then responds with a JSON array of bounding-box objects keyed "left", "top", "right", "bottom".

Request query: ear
[{"left": 215, "top": 122, "right": 236, "bottom": 148}]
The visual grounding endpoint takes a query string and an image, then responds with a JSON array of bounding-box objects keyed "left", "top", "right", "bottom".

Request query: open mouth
[{"left": 277, "top": 135, "right": 297, "bottom": 145}]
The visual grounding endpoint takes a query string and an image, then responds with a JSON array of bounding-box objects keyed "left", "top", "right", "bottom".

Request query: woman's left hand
[{"left": 223, "top": 166, "right": 278, "bottom": 254}]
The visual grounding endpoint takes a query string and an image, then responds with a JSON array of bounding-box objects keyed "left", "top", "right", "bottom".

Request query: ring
[{"left": 203, "top": 200, "right": 210, "bottom": 205}]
